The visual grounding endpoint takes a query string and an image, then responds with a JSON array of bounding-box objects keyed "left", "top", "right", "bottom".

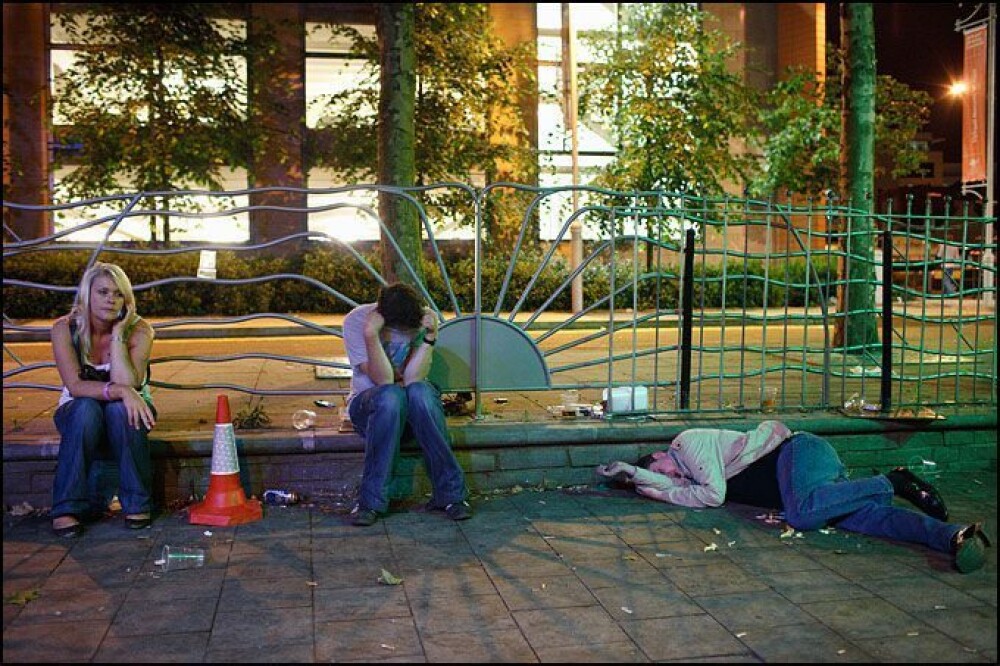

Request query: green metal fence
[{"left": 3, "top": 186, "right": 996, "bottom": 420}]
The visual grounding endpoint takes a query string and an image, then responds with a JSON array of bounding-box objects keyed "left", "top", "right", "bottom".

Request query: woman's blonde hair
[{"left": 69, "top": 262, "right": 137, "bottom": 364}]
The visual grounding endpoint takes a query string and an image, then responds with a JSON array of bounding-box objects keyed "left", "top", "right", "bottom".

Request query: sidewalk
[{"left": 3, "top": 470, "right": 996, "bottom": 663}]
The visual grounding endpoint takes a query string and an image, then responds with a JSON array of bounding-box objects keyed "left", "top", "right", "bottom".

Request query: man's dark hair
[
  {"left": 377, "top": 282, "right": 425, "bottom": 329},
  {"left": 635, "top": 453, "right": 656, "bottom": 470}
]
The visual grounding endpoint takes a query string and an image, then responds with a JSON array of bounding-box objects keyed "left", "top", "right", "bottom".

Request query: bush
[
  {"left": 3, "top": 242, "right": 838, "bottom": 318},
  {"left": 301, "top": 245, "right": 383, "bottom": 313}
]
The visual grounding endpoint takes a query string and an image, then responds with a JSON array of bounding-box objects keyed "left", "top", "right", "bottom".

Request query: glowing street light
[{"left": 948, "top": 80, "right": 969, "bottom": 96}]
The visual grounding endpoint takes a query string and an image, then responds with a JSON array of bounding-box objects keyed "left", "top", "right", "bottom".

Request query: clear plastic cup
[
  {"left": 560, "top": 389, "right": 580, "bottom": 407},
  {"left": 161, "top": 545, "right": 205, "bottom": 570},
  {"left": 760, "top": 386, "right": 778, "bottom": 413},
  {"left": 292, "top": 409, "right": 317, "bottom": 430}
]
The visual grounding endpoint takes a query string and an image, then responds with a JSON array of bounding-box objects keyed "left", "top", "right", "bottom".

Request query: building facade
[{"left": 3, "top": 3, "right": 825, "bottom": 243}]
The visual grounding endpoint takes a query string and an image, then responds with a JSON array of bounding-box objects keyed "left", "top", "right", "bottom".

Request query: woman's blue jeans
[
  {"left": 348, "top": 382, "right": 466, "bottom": 513},
  {"left": 777, "top": 433, "right": 961, "bottom": 553},
  {"left": 52, "top": 398, "right": 153, "bottom": 518}
]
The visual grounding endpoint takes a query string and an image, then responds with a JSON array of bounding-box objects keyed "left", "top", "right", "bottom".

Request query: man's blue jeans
[
  {"left": 777, "top": 433, "right": 961, "bottom": 553},
  {"left": 348, "top": 382, "right": 466, "bottom": 513},
  {"left": 52, "top": 398, "right": 153, "bottom": 518}
]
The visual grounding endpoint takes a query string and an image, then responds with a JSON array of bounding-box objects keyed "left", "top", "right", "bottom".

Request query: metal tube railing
[{"left": 4, "top": 185, "right": 996, "bottom": 419}]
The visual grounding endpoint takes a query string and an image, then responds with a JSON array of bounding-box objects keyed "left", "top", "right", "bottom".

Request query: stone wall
[{"left": 5, "top": 413, "right": 995, "bottom": 511}]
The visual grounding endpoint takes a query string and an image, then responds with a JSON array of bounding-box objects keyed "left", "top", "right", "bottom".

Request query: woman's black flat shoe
[
  {"left": 125, "top": 515, "right": 151, "bottom": 530},
  {"left": 52, "top": 520, "right": 82, "bottom": 538}
]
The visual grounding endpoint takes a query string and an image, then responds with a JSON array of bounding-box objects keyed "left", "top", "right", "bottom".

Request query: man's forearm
[
  {"left": 363, "top": 333, "right": 395, "bottom": 385},
  {"left": 402, "top": 342, "right": 434, "bottom": 385}
]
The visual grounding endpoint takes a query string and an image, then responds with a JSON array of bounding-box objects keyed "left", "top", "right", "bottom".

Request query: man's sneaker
[
  {"left": 350, "top": 505, "right": 379, "bottom": 527},
  {"left": 444, "top": 501, "right": 473, "bottom": 521}
]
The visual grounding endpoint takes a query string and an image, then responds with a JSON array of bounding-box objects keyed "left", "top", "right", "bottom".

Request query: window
[
  {"left": 536, "top": 3, "right": 618, "bottom": 241},
  {"left": 49, "top": 10, "right": 251, "bottom": 242}
]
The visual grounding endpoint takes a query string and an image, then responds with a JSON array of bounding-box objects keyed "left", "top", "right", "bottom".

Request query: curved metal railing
[{"left": 3, "top": 185, "right": 996, "bottom": 419}]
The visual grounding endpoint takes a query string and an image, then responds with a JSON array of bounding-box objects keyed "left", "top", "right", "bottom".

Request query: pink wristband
[{"left": 102, "top": 382, "right": 113, "bottom": 401}]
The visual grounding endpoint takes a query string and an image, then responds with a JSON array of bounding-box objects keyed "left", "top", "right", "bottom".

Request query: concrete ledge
[
  {"left": 4, "top": 411, "right": 995, "bottom": 461},
  {"left": 4, "top": 412, "right": 996, "bottom": 509}
]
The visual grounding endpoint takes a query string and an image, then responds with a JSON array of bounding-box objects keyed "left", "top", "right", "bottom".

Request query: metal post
[
  {"left": 562, "top": 3, "right": 583, "bottom": 313},
  {"left": 679, "top": 228, "right": 695, "bottom": 409},
  {"left": 880, "top": 226, "right": 893, "bottom": 412},
  {"left": 984, "top": 4, "right": 995, "bottom": 307}
]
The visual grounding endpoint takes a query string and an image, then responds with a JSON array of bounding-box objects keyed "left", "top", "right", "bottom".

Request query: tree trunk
[
  {"left": 377, "top": 4, "right": 420, "bottom": 286},
  {"left": 2, "top": 3, "right": 52, "bottom": 242},
  {"left": 247, "top": 3, "right": 307, "bottom": 256},
  {"left": 836, "top": 3, "right": 879, "bottom": 353}
]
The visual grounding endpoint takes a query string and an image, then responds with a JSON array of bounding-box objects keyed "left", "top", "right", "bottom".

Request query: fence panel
[{"left": 4, "top": 186, "right": 995, "bottom": 421}]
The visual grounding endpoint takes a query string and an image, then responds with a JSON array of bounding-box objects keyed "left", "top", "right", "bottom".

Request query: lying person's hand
[{"left": 596, "top": 461, "right": 637, "bottom": 483}]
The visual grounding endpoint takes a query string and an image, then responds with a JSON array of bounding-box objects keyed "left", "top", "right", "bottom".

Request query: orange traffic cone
[{"left": 189, "top": 395, "right": 263, "bottom": 526}]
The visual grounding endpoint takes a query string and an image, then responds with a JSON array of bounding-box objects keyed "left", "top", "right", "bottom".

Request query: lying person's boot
[
  {"left": 884, "top": 467, "right": 949, "bottom": 521},
  {"left": 951, "top": 522, "right": 992, "bottom": 574}
]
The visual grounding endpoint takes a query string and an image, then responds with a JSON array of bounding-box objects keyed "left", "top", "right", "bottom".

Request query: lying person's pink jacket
[{"left": 625, "top": 420, "right": 792, "bottom": 508}]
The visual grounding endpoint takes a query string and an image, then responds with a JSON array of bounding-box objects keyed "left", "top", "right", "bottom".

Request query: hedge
[{"left": 3, "top": 244, "right": 839, "bottom": 318}]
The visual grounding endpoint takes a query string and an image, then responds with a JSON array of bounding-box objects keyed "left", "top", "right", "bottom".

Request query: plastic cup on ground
[
  {"left": 162, "top": 545, "right": 205, "bottom": 571},
  {"left": 292, "top": 409, "right": 317, "bottom": 430}
]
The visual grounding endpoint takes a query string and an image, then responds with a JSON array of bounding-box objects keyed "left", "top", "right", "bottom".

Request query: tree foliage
[
  {"left": 751, "top": 52, "right": 932, "bottom": 198},
  {"left": 575, "top": 3, "right": 931, "bottom": 204},
  {"left": 309, "top": 3, "right": 538, "bottom": 248},
  {"left": 576, "top": 3, "right": 758, "bottom": 195},
  {"left": 51, "top": 3, "right": 261, "bottom": 241}
]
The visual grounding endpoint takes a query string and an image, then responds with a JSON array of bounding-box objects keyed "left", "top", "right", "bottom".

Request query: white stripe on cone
[{"left": 210, "top": 423, "right": 239, "bottom": 474}]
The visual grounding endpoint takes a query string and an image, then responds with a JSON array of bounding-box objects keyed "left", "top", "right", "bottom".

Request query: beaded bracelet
[{"left": 102, "top": 382, "right": 113, "bottom": 401}]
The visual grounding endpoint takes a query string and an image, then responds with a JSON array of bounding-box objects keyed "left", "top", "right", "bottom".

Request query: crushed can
[{"left": 263, "top": 489, "right": 301, "bottom": 505}]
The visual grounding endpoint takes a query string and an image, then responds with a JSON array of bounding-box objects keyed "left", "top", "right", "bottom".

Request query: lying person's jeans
[
  {"left": 52, "top": 397, "right": 154, "bottom": 518},
  {"left": 348, "top": 381, "right": 467, "bottom": 513},
  {"left": 776, "top": 432, "right": 960, "bottom": 553}
]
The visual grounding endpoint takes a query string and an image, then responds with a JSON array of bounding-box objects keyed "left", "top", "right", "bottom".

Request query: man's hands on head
[
  {"left": 420, "top": 308, "right": 437, "bottom": 340},
  {"left": 365, "top": 310, "right": 386, "bottom": 339}
]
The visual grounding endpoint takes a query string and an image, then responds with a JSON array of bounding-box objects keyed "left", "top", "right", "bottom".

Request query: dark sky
[{"left": 826, "top": 3, "right": 967, "bottom": 162}]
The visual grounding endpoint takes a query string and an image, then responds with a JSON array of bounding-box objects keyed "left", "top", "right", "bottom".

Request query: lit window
[
  {"left": 536, "top": 3, "right": 618, "bottom": 240},
  {"left": 49, "top": 11, "right": 250, "bottom": 242}
]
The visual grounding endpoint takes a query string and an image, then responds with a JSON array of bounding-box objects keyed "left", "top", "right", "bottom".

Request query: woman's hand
[
  {"left": 110, "top": 306, "right": 134, "bottom": 339},
  {"left": 118, "top": 384, "right": 156, "bottom": 431}
]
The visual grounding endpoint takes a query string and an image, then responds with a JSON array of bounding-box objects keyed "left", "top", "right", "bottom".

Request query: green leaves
[
  {"left": 577, "top": 3, "right": 758, "bottom": 197},
  {"left": 5, "top": 589, "right": 40, "bottom": 606},
  {"left": 751, "top": 53, "right": 932, "bottom": 198},
  {"left": 309, "top": 3, "right": 537, "bottom": 249},
  {"left": 52, "top": 4, "right": 261, "bottom": 241}
]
